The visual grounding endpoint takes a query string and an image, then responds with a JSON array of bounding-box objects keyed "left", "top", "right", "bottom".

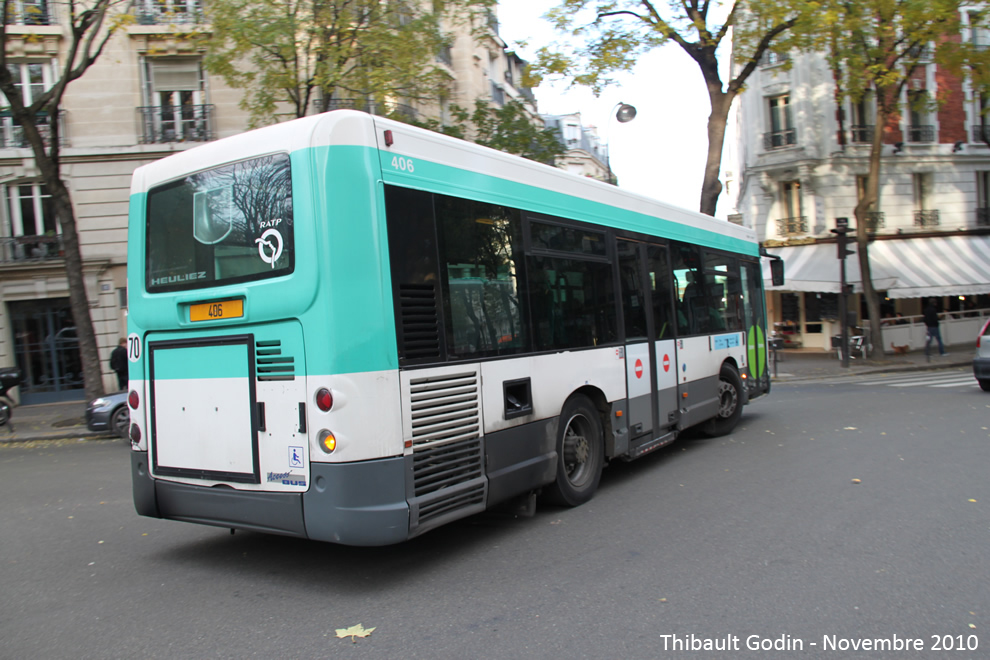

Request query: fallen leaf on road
[
  {"left": 851, "top": 479, "right": 861, "bottom": 484},
  {"left": 844, "top": 427, "right": 857, "bottom": 430},
  {"left": 336, "top": 624, "right": 375, "bottom": 642},
  {"left": 969, "top": 499, "right": 978, "bottom": 503}
]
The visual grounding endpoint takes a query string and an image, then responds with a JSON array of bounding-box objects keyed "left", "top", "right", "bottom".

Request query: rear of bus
[{"left": 128, "top": 112, "right": 410, "bottom": 546}]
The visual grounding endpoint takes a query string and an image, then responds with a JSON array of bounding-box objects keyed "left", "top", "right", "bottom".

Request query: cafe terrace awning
[{"left": 762, "top": 235, "right": 990, "bottom": 299}]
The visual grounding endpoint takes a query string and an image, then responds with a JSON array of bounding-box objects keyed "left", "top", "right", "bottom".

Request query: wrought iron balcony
[
  {"left": 850, "top": 125, "right": 874, "bottom": 143},
  {"left": 977, "top": 208, "right": 990, "bottom": 227},
  {"left": 135, "top": 0, "right": 204, "bottom": 25},
  {"left": 776, "top": 216, "right": 808, "bottom": 236},
  {"left": 914, "top": 210, "right": 940, "bottom": 227},
  {"left": 0, "top": 111, "right": 67, "bottom": 149},
  {"left": 763, "top": 129, "right": 797, "bottom": 150},
  {"left": 137, "top": 104, "right": 214, "bottom": 144},
  {"left": 907, "top": 125, "right": 935, "bottom": 142},
  {"left": 0, "top": 235, "right": 63, "bottom": 264},
  {"left": 3, "top": 1, "right": 53, "bottom": 25},
  {"left": 973, "top": 125, "right": 990, "bottom": 143},
  {"left": 865, "top": 211, "right": 885, "bottom": 231}
]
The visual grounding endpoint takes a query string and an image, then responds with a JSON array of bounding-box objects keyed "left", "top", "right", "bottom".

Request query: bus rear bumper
[{"left": 131, "top": 452, "right": 410, "bottom": 546}]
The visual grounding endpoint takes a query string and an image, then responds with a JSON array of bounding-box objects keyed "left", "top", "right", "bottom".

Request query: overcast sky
[{"left": 496, "top": 1, "right": 724, "bottom": 217}]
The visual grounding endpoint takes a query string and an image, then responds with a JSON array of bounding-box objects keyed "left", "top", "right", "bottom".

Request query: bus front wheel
[
  {"left": 545, "top": 395, "right": 604, "bottom": 507},
  {"left": 702, "top": 364, "right": 744, "bottom": 437}
]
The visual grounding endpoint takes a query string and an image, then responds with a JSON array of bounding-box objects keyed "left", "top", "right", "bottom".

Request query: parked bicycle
[{"left": 0, "top": 367, "right": 24, "bottom": 427}]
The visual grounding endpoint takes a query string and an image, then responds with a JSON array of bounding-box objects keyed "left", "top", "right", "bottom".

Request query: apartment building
[
  {"left": 0, "top": 1, "right": 536, "bottom": 403},
  {"left": 542, "top": 112, "right": 610, "bottom": 182},
  {"left": 730, "top": 16, "right": 990, "bottom": 351}
]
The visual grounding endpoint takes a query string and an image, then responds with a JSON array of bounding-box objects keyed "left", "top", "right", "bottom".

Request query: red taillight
[
  {"left": 315, "top": 388, "right": 333, "bottom": 412},
  {"left": 129, "top": 423, "right": 141, "bottom": 443},
  {"left": 979, "top": 320, "right": 990, "bottom": 348},
  {"left": 128, "top": 390, "right": 139, "bottom": 410}
]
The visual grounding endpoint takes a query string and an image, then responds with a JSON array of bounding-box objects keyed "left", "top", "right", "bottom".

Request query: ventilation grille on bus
[
  {"left": 409, "top": 371, "right": 485, "bottom": 526},
  {"left": 408, "top": 371, "right": 480, "bottom": 448},
  {"left": 398, "top": 284, "right": 441, "bottom": 360},
  {"left": 255, "top": 340, "right": 295, "bottom": 381}
]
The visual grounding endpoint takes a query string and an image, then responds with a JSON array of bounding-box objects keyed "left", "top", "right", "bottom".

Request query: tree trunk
[
  {"left": 853, "top": 101, "right": 887, "bottom": 359},
  {"left": 699, "top": 83, "right": 733, "bottom": 217}
]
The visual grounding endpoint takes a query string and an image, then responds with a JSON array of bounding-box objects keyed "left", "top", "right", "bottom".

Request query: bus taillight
[
  {"left": 128, "top": 390, "right": 139, "bottom": 410},
  {"left": 315, "top": 388, "right": 333, "bottom": 412},
  {"left": 129, "top": 423, "right": 141, "bottom": 444},
  {"left": 318, "top": 429, "right": 336, "bottom": 453}
]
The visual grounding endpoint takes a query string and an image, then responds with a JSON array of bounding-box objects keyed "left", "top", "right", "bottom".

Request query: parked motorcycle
[{"left": 0, "top": 367, "right": 24, "bottom": 427}]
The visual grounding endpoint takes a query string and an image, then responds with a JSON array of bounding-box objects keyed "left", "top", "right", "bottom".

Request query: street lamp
[{"left": 606, "top": 102, "right": 637, "bottom": 185}]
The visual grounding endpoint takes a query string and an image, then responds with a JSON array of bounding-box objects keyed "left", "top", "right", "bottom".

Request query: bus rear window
[{"left": 146, "top": 153, "right": 294, "bottom": 293}]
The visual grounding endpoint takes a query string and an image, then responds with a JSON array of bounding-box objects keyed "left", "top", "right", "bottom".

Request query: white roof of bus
[{"left": 130, "top": 110, "right": 756, "bottom": 246}]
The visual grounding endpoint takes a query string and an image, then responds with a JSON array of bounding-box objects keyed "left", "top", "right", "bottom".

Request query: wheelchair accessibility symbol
[{"left": 255, "top": 228, "right": 283, "bottom": 268}]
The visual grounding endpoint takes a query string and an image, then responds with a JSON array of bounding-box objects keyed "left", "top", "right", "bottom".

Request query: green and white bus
[{"left": 128, "top": 110, "right": 771, "bottom": 546}]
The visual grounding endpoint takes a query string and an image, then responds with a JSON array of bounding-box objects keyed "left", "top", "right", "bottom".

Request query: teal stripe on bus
[
  {"left": 152, "top": 342, "right": 250, "bottom": 380},
  {"left": 375, "top": 150, "right": 759, "bottom": 257}
]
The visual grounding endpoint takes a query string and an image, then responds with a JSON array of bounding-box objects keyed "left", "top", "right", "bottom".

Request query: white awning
[{"left": 762, "top": 235, "right": 990, "bottom": 299}]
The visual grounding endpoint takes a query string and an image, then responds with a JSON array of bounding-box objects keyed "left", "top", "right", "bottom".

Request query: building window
[
  {"left": 776, "top": 181, "right": 806, "bottom": 235},
  {"left": 2, "top": 183, "right": 60, "bottom": 261},
  {"left": 977, "top": 171, "right": 990, "bottom": 226},
  {"left": 850, "top": 92, "right": 875, "bottom": 143},
  {"left": 135, "top": 0, "right": 203, "bottom": 25},
  {"left": 1, "top": 61, "right": 56, "bottom": 148},
  {"left": 913, "top": 173, "right": 939, "bottom": 227},
  {"left": 4, "top": 0, "right": 52, "bottom": 25},
  {"left": 973, "top": 93, "right": 990, "bottom": 143},
  {"left": 907, "top": 87, "right": 934, "bottom": 142},
  {"left": 139, "top": 57, "right": 213, "bottom": 143},
  {"left": 764, "top": 95, "right": 795, "bottom": 149}
]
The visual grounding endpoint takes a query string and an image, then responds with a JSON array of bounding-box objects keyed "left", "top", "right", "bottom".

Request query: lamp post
[{"left": 605, "top": 102, "right": 637, "bottom": 185}]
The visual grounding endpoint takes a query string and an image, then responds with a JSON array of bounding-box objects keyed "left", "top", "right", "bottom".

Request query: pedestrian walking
[
  {"left": 923, "top": 299, "right": 947, "bottom": 358},
  {"left": 110, "top": 337, "right": 128, "bottom": 390}
]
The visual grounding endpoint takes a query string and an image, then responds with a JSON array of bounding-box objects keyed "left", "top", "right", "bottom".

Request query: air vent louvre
[
  {"left": 399, "top": 284, "right": 440, "bottom": 360},
  {"left": 255, "top": 340, "right": 295, "bottom": 381}
]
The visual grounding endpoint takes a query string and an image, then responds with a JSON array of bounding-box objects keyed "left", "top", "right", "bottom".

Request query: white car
[{"left": 975, "top": 318, "right": 990, "bottom": 392}]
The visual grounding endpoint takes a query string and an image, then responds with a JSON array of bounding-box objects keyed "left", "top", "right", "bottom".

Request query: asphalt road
[{"left": 1, "top": 368, "right": 988, "bottom": 659}]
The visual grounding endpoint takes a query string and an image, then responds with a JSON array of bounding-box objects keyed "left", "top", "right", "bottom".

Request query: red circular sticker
[{"left": 634, "top": 359, "right": 643, "bottom": 379}]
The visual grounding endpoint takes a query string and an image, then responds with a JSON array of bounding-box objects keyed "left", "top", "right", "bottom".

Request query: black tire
[
  {"left": 0, "top": 401, "right": 10, "bottom": 426},
  {"left": 980, "top": 379, "right": 990, "bottom": 392},
  {"left": 110, "top": 405, "right": 130, "bottom": 439},
  {"left": 544, "top": 394, "right": 604, "bottom": 507},
  {"left": 702, "top": 364, "right": 744, "bottom": 437}
]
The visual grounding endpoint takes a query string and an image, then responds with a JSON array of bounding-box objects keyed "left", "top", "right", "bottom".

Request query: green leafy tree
[
  {"left": 528, "top": 0, "right": 817, "bottom": 216},
  {"left": 817, "top": 0, "right": 990, "bottom": 356},
  {"left": 0, "top": 0, "right": 129, "bottom": 400},
  {"left": 203, "top": 0, "right": 494, "bottom": 126}
]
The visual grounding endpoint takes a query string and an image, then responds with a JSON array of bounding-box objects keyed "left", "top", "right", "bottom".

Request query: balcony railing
[
  {"left": 776, "top": 216, "right": 808, "bottom": 236},
  {"left": 137, "top": 104, "right": 214, "bottom": 144},
  {"left": 0, "top": 235, "right": 63, "bottom": 264},
  {"left": 973, "top": 125, "right": 990, "bottom": 143},
  {"left": 865, "top": 211, "right": 885, "bottom": 231},
  {"left": 850, "top": 125, "right": 874, "bottom": 143},
  {"left": 135, "top": 0, "right": 204, "bottom": 25},
  {"left": 3, "top": 1, "right": 53, "bottom": 25},
  {"left": 0, "top": 111, "right": 67, "bottom": 149},
  {"left": 907, "top": 124, "right": 935, "bottom": 142},
  {"left": 977, "top": 208, "right": 990, "bottom": 226},
  {"left": 914, "top": 210, "right": 940, "bottom": 227},
  {"left": 763, "top": 129, "right": 796, "bottom": 150}
]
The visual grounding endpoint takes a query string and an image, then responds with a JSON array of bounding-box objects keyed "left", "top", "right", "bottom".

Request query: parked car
[
  {"left": 86, "top": 391, "right": 129, "bottom": 438},
  {"left": 975, "top": 318, "right": 990, "bottom": 392}
]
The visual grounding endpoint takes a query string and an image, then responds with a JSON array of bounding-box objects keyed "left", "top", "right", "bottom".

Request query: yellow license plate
[{"left": 189, "top": 299, "right": 243, "bottom": 322}]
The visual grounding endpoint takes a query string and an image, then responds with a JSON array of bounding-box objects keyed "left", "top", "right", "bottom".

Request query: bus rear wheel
[
  {"left": 544, "top": 395, "right": 604, "bottom": 507},
  {"left": 702, "top": 364, "right": 744, "bottom": 437}
]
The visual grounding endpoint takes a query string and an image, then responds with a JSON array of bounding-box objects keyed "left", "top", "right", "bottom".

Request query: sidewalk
[
  {"left": 770, "top": 341, "right": 976, "bottom": 382},
  {"left": 0, "top": 398, "right": 119, "bottom": 444},
  {"left": 0, "top": 343, "right": 978, "bottom": 443}
]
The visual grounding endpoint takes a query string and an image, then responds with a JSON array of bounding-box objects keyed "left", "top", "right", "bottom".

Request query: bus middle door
[{"left": 617, "top": 239, "right": 656, "bottom": 450}]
